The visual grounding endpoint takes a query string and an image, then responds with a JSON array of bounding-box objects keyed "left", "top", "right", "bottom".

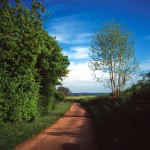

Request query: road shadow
[
  {"left": 61, "top": 143, "right": 80, "bottom": 150},
  {"left": 46, "top": 131, "right": 79, "bottom": 136}
]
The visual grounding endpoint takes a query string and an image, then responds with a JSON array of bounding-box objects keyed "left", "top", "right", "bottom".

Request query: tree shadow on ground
[{"left": 61, "top": 143, "right": 80, "bottom": 150}]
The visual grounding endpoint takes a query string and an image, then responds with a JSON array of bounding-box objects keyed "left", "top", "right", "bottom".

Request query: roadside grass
[
  {"left": 0, "top": 102, "right": 72, "bottom": 150},
  {"left": 72, "top": 95, "right": 150, "bottom": 150}
]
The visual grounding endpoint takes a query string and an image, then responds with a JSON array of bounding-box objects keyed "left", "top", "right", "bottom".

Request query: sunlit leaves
[
  {"left": 89, "top": 20, "right": 139, "bottom": 99},
  {"left": 0, "top": 0, "right": 69, "bottom": 121}
]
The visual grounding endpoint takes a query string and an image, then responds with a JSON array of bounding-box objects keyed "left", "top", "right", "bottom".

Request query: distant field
[
  {"left": 66, "top": 93, "right": 109, "bottom": 101},
  {"left": 71, "top": 93, "right": 109, "bottom": 96},
  {"left": 67, "top": 95, "right": 97, "bottom": 98},
  {"left": 66, "top": 95, "right": 96, "bottom": 100}
]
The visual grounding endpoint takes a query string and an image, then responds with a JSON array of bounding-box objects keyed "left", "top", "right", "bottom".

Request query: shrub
[
  {"left": 0, "top": 69, "right": 40, "bottom": 122},
  {"left": 54, "top": 91, "right": 65, "bottom": 102},
  {"left": 130, "top": 72, "right": 150, "bottom": 101}
]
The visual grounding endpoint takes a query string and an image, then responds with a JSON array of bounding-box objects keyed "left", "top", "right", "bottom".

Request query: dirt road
[{"left": 15, "top": 103, "right": 98, "bottom": 150}]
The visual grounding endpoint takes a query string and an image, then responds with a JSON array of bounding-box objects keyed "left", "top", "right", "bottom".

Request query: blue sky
[{"left": 22, "top": 0, "right": 150, "bottom": 93}]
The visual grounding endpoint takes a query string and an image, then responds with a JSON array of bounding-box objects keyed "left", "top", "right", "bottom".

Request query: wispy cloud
[
  {"left": 63, "top": 46, "right": 89, "bottom": 59},
  {"left": 140, "top": 59, "right": 150, "bottom": 70},
  {"left": 47, "top": 15, "right": 92, "bottom": 44}
]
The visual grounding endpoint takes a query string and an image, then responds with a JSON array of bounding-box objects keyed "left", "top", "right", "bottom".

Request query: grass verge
[{"left": 0, "top": 102, "right": 72, "bottom": 150}]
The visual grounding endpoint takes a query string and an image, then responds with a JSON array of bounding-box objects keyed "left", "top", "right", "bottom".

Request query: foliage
[
  {"left": 0, "top": 93, "right": 4, "bottom": 124},
  {"left": 80, "top": 94, "right": 150, "bottom": 150},
  {"left": 89, "top": 20, "right": 139, "bottom": 99},
  {"left": 35, "top": 32, "right": 69, "bottom": 113},
  {"left": 57, "top": 86, "right": 72, "bottom": 96},
  {"left": 0, "top": 0, "right": 42, "bottom": 122},
  {"left": 76, "top": 74, "right": 150, "bottom": 150},
  {"left": 0, "top": 0, "right": 69, "bottom": 122},
  {"left": 54, "top": 91, "right": 65, "bottom": 102},
  {"left": 66, "top": 73, "right": 150, "bottom": 150},
  {"left": 130, "top": 72, "right": 150, "bottom": 102}
]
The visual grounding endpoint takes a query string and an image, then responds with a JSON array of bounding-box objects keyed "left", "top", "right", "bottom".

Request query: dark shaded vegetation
[
  {"left": 68, "top": 72, "right": 150, "bottom": 150},
  {"left": 81, "top": 97, "right": 150, "bottom": 150}
]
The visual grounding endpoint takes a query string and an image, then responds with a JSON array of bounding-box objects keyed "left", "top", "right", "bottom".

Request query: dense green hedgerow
[
  {"left": 0, "top": 0, "right": 69, "bottom": 122},
  {"left": 79, "top": 77, "right": 150, "bottom": 150}
]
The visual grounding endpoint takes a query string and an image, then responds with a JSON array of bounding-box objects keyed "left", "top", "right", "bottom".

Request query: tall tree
[
  {"left": 0, "top": 0, "right": 69, "bottom": 121},
  {"left": 0, "top": 0, "right": 44, "bottom": 121},
  {"left": 57, "top": 86, "right": 72, "bottom": 96},
  {"left": 35, "top": 31, "right": 69, "bottom": 113},
  {"left": 89, "top": 20, "right": 139, "bottom": 99}
]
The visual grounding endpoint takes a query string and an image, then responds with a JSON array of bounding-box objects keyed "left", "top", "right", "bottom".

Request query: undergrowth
[{"left": 80, "top": 95, "right": 150, "bottom": 150}]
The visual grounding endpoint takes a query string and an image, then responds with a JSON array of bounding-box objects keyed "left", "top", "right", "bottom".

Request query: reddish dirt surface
[{"left": 15, "top": 103, "right": 98, "bottom": 150}]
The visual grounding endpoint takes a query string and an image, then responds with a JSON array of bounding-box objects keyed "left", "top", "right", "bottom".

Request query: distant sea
[{"left": 71, "top": 93, "right": 109, "bottom": 96}]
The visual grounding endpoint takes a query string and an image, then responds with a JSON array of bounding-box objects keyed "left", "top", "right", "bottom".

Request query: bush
[
  {"left": 0, "top": 94, "right": 5, "bottom": 124},
  {"left": 54, "top": 91, "right": 65, "bottom": 102},
  {"left": 130, "top": 72, "right": 150, "bottom": 101},
  {"left": 0, "top": 69, "right": 40, "bottom": 122},
  {"left": 81, "top": 95, "right": 150, "bottom": 150}
]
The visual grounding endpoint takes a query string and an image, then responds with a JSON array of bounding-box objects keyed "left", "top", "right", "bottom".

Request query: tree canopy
[
  {"left": 57, "top": 86, "right": 72, "bottom": 96},
  {"left": 0, "top": 0, "right": 69, "bottom": 122},
  {"left": 89, "top": 20, "right": 139, "bottom": 99}
]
